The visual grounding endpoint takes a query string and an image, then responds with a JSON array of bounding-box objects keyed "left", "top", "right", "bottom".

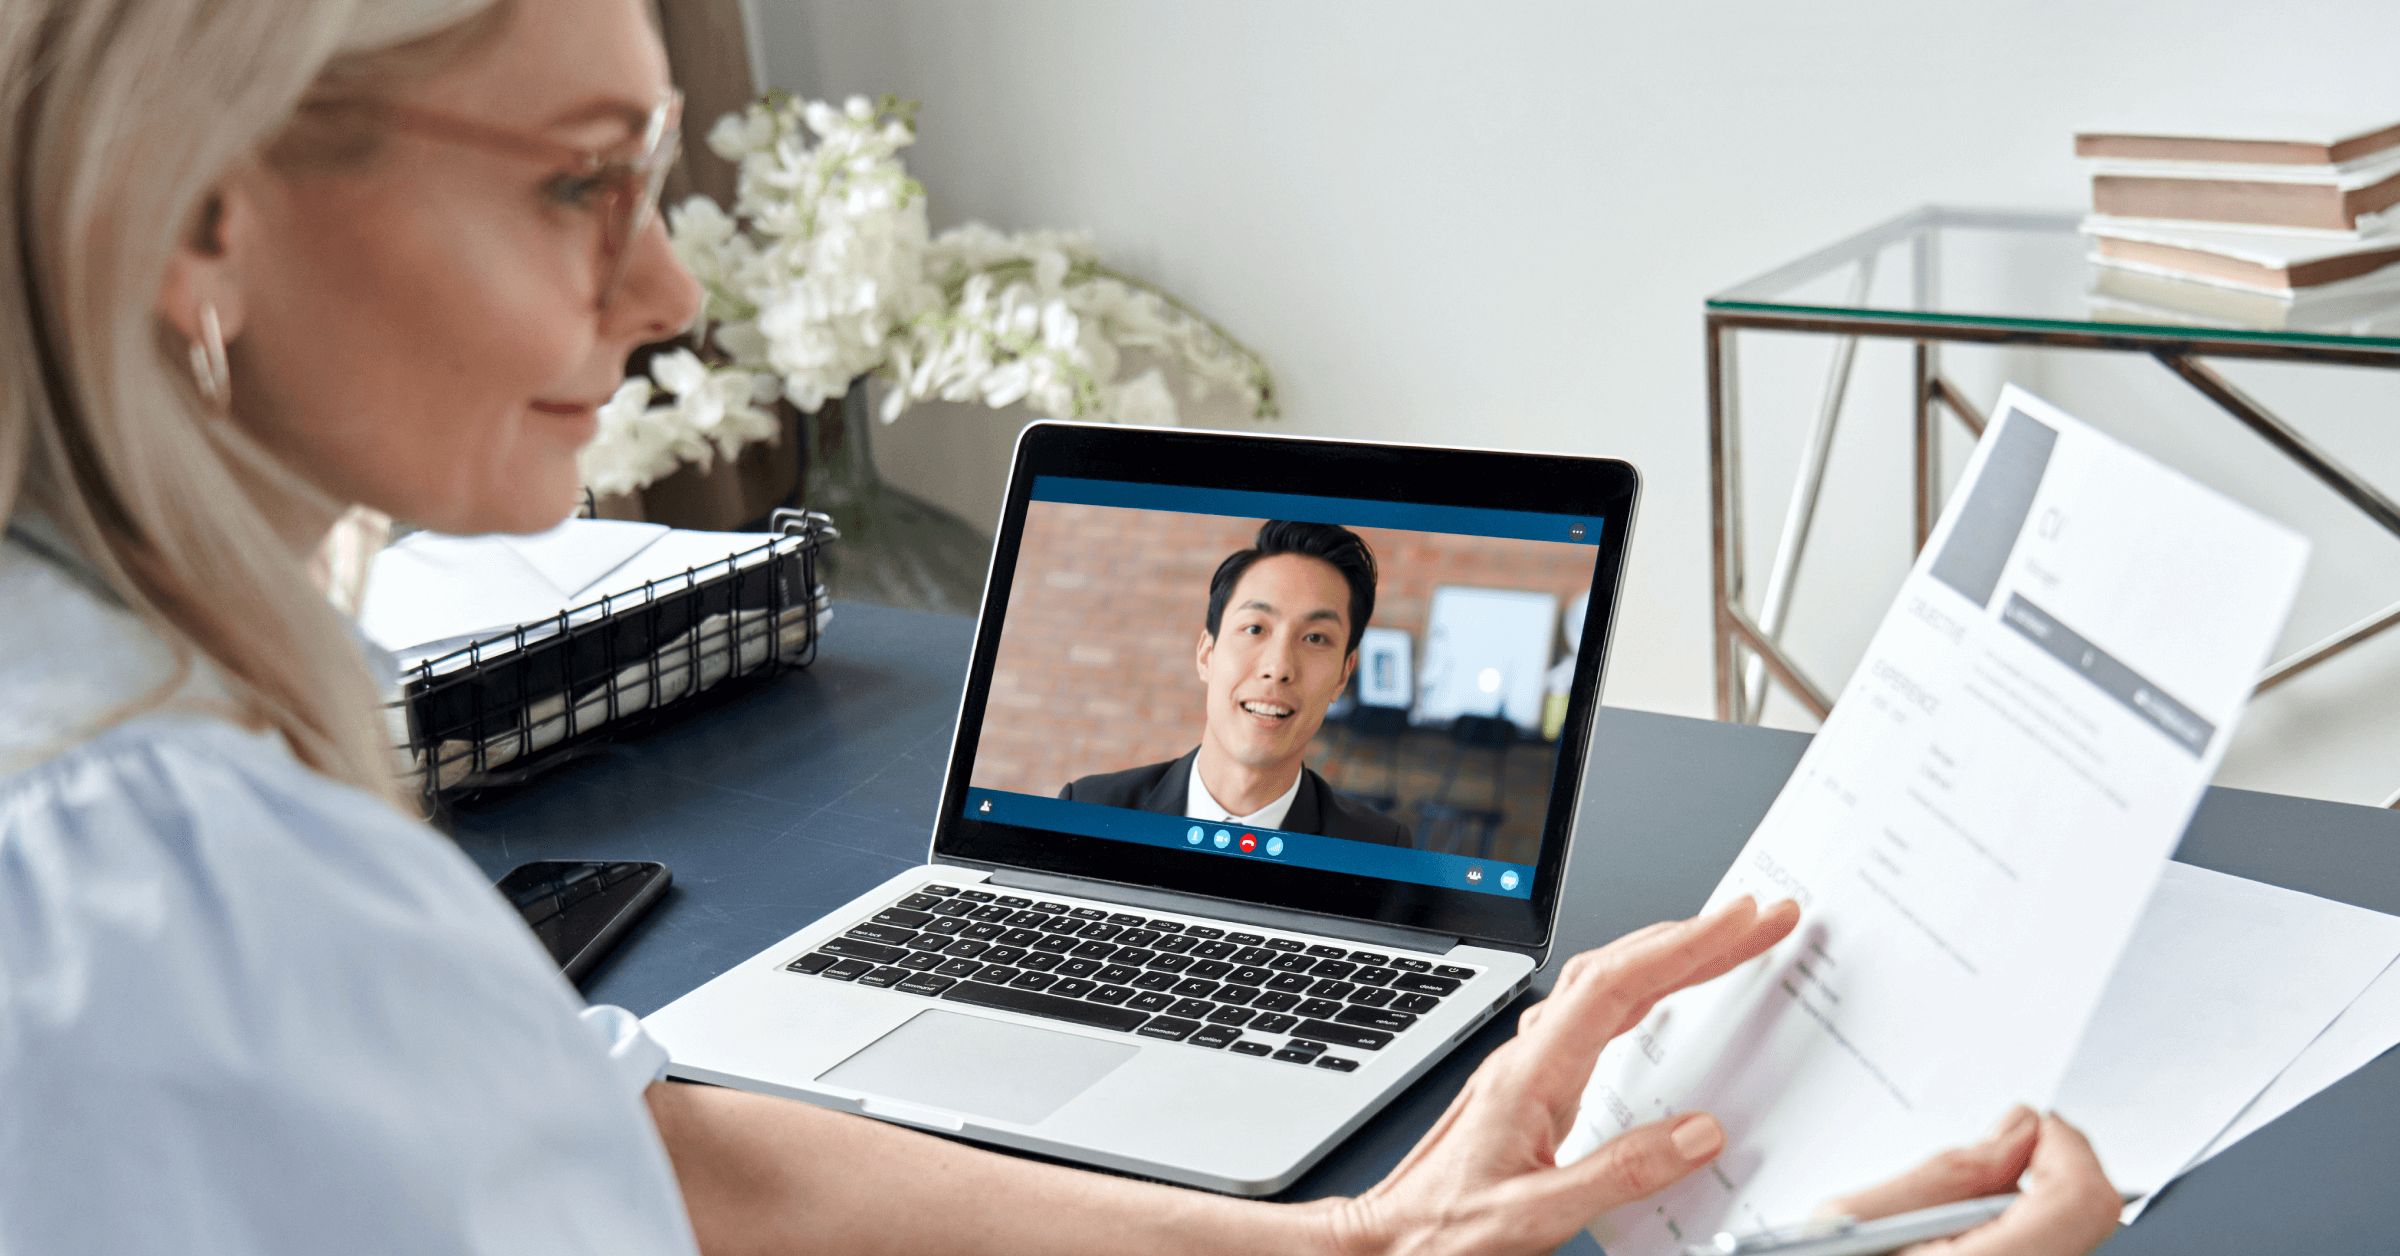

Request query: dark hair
[{"left": 1205, "top": 521, "right": 1378, "bottom": 655}]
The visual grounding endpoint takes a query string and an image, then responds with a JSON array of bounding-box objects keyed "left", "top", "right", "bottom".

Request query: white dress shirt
[
  {"left": 0, "top": 525, "right": 696, "bottom": 1256},
  {"left": 1184, "top": 753, "right": 1303, "bottom": 829}
]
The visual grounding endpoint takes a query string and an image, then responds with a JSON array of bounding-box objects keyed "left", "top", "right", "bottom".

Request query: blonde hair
[{"left": 1, "top": 0, "right": 509, "bottom": 804}]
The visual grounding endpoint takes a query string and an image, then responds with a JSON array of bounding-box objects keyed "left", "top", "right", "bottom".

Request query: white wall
[{"left": 749, "top": 0, "right": 2400, "bottom": 804}]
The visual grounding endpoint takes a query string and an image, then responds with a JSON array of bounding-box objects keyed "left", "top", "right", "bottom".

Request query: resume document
[{"left": 1562, "top": 386, "right": 2309, "bottom": 1253}]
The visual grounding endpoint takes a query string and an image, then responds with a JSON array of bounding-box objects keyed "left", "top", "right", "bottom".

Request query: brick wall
[{"left": 970, "top": 501, "right": 1598, "bottom": 824}]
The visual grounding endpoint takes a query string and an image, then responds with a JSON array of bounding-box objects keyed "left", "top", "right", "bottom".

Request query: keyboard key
[
  {"left": 1337, "top": 1004, "right": 1418, "bottom": 1033},
  {"left": 820, "top": 937, "right": 905, "bottom": 965},
  {"left": 1306, "top": 945, "right": 1348, "bottom": 959},
  {"left": 974, "top": 966, "right": 1022, "bottom": 985},
  {"left": 1353, "top": 967, "right": 1398, "bottom": 987},
  {"left": 1127, "top": 991, "right": 1175, "bottom": 1012},
  {"left": 1393, "top": 973, "right": 1461, "bottom": 996},
  {"left": 1034, "top": 901, "right": 1071, "bottom": 913},
  {"left": 1005, "top": 911, "right": 1048, "bottom": 928},
  {"left": 1269, "top": 954, "right": 1315, "bottom": 972},
  {"left": 787, "top": 952, "right": 838, "bottom": 974},
  {"left": 1265, "top": 973, "right": 1314, "bottom": 993},
  {"left": 857, "top": 966, "right": 909, "bottom": 988},
  {"left": 1214, "top": 985, "right": 1259, "bottom": 1006},
  {"left": 872, "top": 908, "right": 934, "bottom": 928},
  {"left": 1077, "top": 922, "right": 1123, "bottom": 941},
  {"left": 1190, "top": 1024, "right": 1243, "bottom": 1049},
  {"left": 961, "top": 922, "right": 1005, "bottom": 940},
  {"left": 1226, "top": 932, "right": 1266, "bottom": 946},
  {"left": 1191, "top": 941, "right": 1238, "bottom": 960},
  {"left": 1095, "top": 964, "right": 1140, "bottom": 984},
  {"left": 921, "top": 885, "right": 960, "bottom": 896},
  {"left": 935, "top": 958, "right": 983, "bottom": 978},
  {"left": 1288, "top": 1040, "right": 1328, "bottom": 1053},
  {"left": 1393, "top": 993, "right": 1441, "bottom": 1015},
  {"left": 1038, "top": 917, "right": 1082, "bottom": 935},
  {"left": 1347, "top": 951, "right": 1390, "bottom": 965},
  {"left": 1018, "top": 952, "right": 1064, "bottom": 972},
  {"left": 956, "top": 890, "right": 997, "bottom": 902},
  {"left": 1188, "top": 960, "right": 1235, "bottom": 980},
  {"left": 1058, "top": 958, "right": 1103, "bottom": 979},
  {"left": 1145, "top": 919, "right": 1186, "bottom": 932},
  {"left": 924, "top": 918, "right": 969, "bottom": 936},
  {"left": 1310, "top": 960, "right": 1357, "bottom": 980},
  {"left": 1166, "top": 998, "right": 1215, "bottom": 1019},
  {"left": 896, "top": 893, "right": 941, "bottom": 910},
  {"left": 1033, "top": 935, "right": 1077, "bottom": 954},
  {"left": 1070, "top": 907, "right": 1109, "bottom": 920},
  {"left": 1148, "top": 954, "right": 1195, "bottom": 974},
  {"left": 1272, "top": 1048, "right": 1319, "bottom": 1064},
  {"left": 1088, "top": 985, "right": 1136, "bottom": 1005},
  {"left": 904, "top": 935, "right": 951, "bottom": 953},
  {"left": 898, "top": 952, "right": 944, "bottom": 971},
  {"left": 1206, "top": 1005, "right": 1257, "bottom": 1026},
  {"left": 1116, "top": 929, "right": 1161, "bottom": 949},
  {"left": 1295, "top": 1018, "right": 1393, "bottom": 1051},
  {"left": 1183, "top": 925, "right": 1226, "bottom": 940},
  {"left": 932, "top": 899, "right": 976, "bottom": 918},
  {"left": 1131, "top": 971, "right": 1178, "bottom": 992},
  {"left": 997, "top": 929, "right": 1043, "bottom": 947},
  {"left": 1390, "top": 957, "right": 1432, "bottom": 973},
  {"left": 1295, "top": 998, "right": 1343, "bottom": 1019},
  {"left": 940, "top": 979, "right": 1149, "bottom": 1032},
  {"left": 984, "top": 946, "right": 1028, "bottom": 966},
  {"left": 1050, "top": 977, "right": 1097, "bottom": 999},
  {"left": 1230, "top": 1041, "right": 1274, "bottom": 1057},
  {"left": 1172, "top": 978, "right": 1221, "bottom": 999},
  {"left": 1153, "top": 935, "right": 1200, "bottom": 954},
  {"left": 943, "top": 939, "right": 991, "bottom": 959},
  {"left": 1107, "top": 912, "right": 1148, "bottom": 926},
  {"left": 1348, "top": 986, "right": 1397, "bottom": 1007},
  {"left": 1250, "top": 1013, "right": 1299, "bottom": 1034},
  {"left": 1310, "top": 980, "right": 1357, "bottom": 1000},
  {"left": 1435, "top": 964, "right": 1477, "bottom": 980},
  {"left": 969, "top": 905, "right": 1013, "bottom": 923},
  {"left": 996, "top": 895, "right": 1032, "bottom": 907},
  {"left": 1265, "top": 939, "right": 1304, "bottom": 952},
  {"left": 1315, "top": 1056, "right": 1360, "bottom": 1073},
  {"left": 1225, "top": 966, "right": 1271, "bottom": 987},
  {"left": 1070, "top": 941, "right": 1119, "bottom": 960},
  {"left": 1112, "top": 948, "right": 1158, "bottom": 967},
  {"left": 1138, "top": 1016, "right": 1201, "bottom": 1042},
  {"left": 1231, "top": 947, "right": 1276, "bottom": 966},
  {"left": 1253, "top": 992, "right": 1301, "bottom": 1013},
  {"left": 1010, "top": 971, "right": 1058, "bottom": 992},
  {"left": 896, "top": 973, "right": 958, "bottom": 996}
]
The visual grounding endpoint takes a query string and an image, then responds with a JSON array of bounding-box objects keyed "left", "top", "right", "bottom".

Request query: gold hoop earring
[{"left": 188, "top": 303, "right": 230, "bottom": 405}]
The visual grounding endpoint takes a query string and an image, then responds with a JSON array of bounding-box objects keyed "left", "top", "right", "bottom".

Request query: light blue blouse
[{"left": 0, "top": 527, "right": 698, "bottom": 1254}]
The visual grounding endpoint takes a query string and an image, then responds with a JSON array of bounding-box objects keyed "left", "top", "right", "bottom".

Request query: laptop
[{"left": 643, "top": 422, "right": 1639, "bottom": 1194}]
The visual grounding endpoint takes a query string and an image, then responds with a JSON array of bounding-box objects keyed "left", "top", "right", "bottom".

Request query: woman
[{"left": 0, "top": 0, "right": 2125, "bottom": 1251}]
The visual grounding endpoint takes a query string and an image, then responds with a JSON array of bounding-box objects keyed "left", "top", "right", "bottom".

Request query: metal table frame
[{"left": 1708, "top": 207, "right": 2400, "bottom": 775}]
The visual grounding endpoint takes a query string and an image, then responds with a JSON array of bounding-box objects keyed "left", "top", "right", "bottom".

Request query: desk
[{"left": 447, "top": 601, "right": 2400, "bottom": 1254}]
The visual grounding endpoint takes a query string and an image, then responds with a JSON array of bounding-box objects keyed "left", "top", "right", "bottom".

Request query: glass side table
[{"left": 1708, "top": 205, "right": 2400, "bottom": 726}]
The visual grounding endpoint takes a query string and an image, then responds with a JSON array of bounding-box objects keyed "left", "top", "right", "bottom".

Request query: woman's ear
[{"left": 156, "top": 169, "right": 261, "bottom": 346}]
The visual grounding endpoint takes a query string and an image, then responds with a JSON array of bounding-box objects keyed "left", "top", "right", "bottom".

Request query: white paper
[
  {"left": 2190, "top": 954, "right": 2400, "bottom": 1170},
  {"left": 1563, "top": 387, "right": 2309, "bottom": 1255},
  {"left": 2052, "top": 862, "right": 2400, "bottom": 1220}
]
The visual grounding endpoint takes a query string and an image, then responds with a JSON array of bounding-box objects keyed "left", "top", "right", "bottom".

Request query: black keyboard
[{"left": 785, "top": 882, "right": 1484, "bottom": 1073}]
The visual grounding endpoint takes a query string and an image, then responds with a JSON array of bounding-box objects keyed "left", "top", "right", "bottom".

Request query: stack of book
[{"left": 2076, "top": 114, "right": 2400, "bottom": 332}]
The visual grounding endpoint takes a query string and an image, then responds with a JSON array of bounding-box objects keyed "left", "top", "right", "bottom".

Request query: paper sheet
[
  {"left": 2191, "top": 953, "right": 2400, "bottom": 1169},
  {"left": 1562, "top": 387, "right": 2309, "bottom": 1254},
  {"left": 2052, "top": 862, "right": 2400, "bottom": 1220}
]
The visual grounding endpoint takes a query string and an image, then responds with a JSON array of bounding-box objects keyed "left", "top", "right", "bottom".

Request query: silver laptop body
[{"left": 645, "top": 423, "right": 1640, "bottom": 1195}]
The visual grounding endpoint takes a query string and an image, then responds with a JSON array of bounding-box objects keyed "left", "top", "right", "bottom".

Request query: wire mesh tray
[{"left": 389, "top": 508, "right": 836, "bottom": 800}]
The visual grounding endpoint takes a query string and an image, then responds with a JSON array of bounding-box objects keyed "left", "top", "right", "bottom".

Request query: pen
[{"left": 1683, "top": 1191, "right": 2144, "bottom": 1256}]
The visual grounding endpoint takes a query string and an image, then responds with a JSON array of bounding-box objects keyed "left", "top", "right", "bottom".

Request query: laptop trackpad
[{"left": 818, "top": 1010, "right": 1140, "bottom": 1127}]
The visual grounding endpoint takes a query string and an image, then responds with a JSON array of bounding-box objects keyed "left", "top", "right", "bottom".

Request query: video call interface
[{"left": 962, "top": 476, "right": 1606, "bottom": 900}]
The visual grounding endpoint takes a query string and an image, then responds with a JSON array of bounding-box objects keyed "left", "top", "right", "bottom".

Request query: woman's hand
[
  {"left": 1325, "top": 894, "right": 1801, "bottom": 1256},
  {"left": 1814, "top": 1107, "right": 2122, "bottom": 1256}
]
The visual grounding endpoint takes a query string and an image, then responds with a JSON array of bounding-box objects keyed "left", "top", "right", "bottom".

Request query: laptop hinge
[{"left": 976, "top": 866, "right": 1464, "bottom": 955}]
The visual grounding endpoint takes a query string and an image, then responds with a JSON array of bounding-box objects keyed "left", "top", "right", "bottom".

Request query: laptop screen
[{"left": 935, "top": 425, "right": 1637, "bottom": 951}]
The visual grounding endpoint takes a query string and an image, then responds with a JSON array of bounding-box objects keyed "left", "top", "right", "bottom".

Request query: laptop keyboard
[{"left": 786, "top": 882, "right": 1482, "bottom": 1073}]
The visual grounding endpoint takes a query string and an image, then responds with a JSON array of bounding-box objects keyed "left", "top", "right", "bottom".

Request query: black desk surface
[{"left": 447, "top": 602, "right": 2400, "bottom": 1254}]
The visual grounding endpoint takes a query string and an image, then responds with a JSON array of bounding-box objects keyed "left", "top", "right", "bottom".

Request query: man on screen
[{"left": 1061, "top": 521, "right": 1414, "bottom": 847}]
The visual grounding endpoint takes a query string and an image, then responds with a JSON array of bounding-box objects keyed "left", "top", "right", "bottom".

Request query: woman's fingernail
[
  {"left": 1991, "top": 1106, "right": 2036, "bottom": 1141},
  {"left": 1672, "top": 1113, "right": 1725, "bottom": 1161}
]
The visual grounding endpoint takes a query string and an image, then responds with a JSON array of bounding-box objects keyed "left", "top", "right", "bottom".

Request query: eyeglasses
[{"left": 317, "top": 89, "right": 683, "bottom": 308}]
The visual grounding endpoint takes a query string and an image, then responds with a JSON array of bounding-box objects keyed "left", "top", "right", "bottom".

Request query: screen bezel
[{"left": 931, "top": 423, "right": 1639, "bottom": 952}]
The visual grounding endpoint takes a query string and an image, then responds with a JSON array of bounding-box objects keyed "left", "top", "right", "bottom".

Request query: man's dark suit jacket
[{"left": 1059, "top": 747, "right": 1414, "bottom": 848}]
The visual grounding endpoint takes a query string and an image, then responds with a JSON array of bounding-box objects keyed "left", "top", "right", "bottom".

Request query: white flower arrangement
[{"left": 580, "top": 92, "right": 1276, "bottom": 496}]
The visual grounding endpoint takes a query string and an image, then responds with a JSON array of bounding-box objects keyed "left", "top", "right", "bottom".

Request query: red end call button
[{"left": 1239, "top": 834, "right": 1257, "bottom": 852}]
